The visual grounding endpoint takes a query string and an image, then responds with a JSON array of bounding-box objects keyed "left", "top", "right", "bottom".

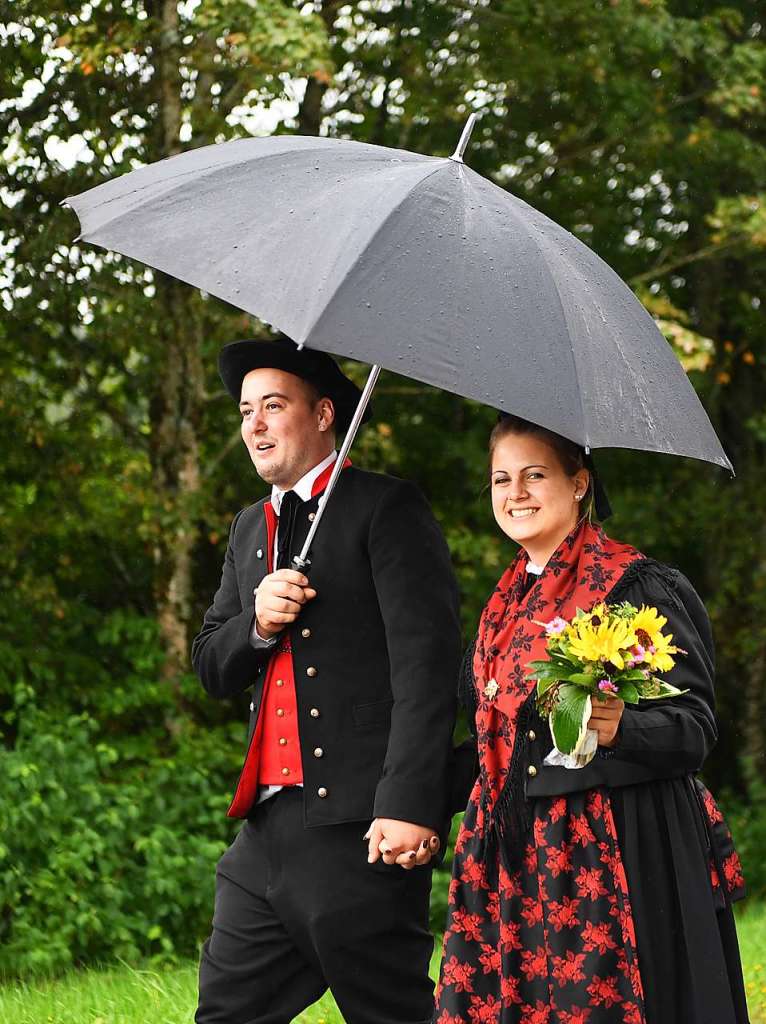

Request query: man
[{"left": 192, "top": 336, "right": 462, "bottom": 1024}]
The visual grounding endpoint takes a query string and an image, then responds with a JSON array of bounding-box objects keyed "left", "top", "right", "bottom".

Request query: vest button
[
  {"left": 279, "top": 738, "right": 287, "bottom": 746},
  {"left": 528, "top": 730, "right": 536, "bottom": 741},
  {"left": 317, "top": 787, "right": 328, "bottom": 798},
  {"left": 276, "top": 679, "right": 284, "bottom": 687},
  {"left": 308, "top": 513, "right": 316, "bottom": 522},
  {"left": 302, "top": 628, "right": 311, "bottom": 638},
  {"left": 527, "top": 765, "right": 538, "bottom": 777},
  {"left": 281, "top": 767, "right": 290, "bottom": 776},
  {"left": 310, "top": 708, "right": 320, "bottom": 718},
  {"left": 306, "top": 666, "right": 317, "bottom": 677},
  {"left": 256, "top": 548, "right": 263, "bottom": 559},
  {"left": 276, "top": 708, "right": 285, "bottom": 717},
  {"left": 313, "top": 747, "right": 323, "bottom": 758}
]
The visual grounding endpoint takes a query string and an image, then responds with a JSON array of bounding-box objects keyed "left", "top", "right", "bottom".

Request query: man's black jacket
[{"left": 192, "top": 466, "right": 462, "bottom": 831}]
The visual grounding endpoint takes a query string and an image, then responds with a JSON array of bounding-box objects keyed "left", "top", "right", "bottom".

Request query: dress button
[
  {"left": 281, "top": 767, "right": 290, "bottom": 776},
  {"left": 527, "top": 765, "right": 538, "bottom": 777},
  {"left": 279, "top": 738, "right": 287, "bottom": 746},
  {"left": 528, "top": 730, "right": 536, "bottom": 741},
  {"left": 308, "top": 512, "right": 316, "bottom": 522},
  {"left": 276, "top": 708, "right": 285, "bottom": 718},
  {"left": 302, "top": 628, "right": 311, "bottom": 638},
  {"left": 276, "top": 679, "right": 284, "bottom": 687},
  {"left": 310, "top": 708, "right": 320, "bottom": 718},
  {"left": 317, "top": 787, "right": 328, "bottom": 798},
  {"left": 313, "top": 747, "right": 323, "bottom": 758},
  {"left": 306, "top": 666, "right": 317, "bottom": 678}
]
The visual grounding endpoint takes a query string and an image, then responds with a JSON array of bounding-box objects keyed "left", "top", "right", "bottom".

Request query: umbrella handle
[{"left": 291, "top": 363, "right": 381, "bottom": 574}]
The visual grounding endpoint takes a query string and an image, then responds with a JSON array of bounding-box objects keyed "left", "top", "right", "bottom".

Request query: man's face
[{"left": 239, "top": 368, "right": 335, "bottom": 489}]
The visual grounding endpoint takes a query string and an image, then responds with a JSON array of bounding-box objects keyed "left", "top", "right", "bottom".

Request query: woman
[{"left": 435, "top": 415, "right": 749, "bottom": 1024}]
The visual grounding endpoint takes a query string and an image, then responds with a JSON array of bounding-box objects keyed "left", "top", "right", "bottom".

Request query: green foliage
[{"left": 0, "top": 709, "right": 239, "bottom": 975}]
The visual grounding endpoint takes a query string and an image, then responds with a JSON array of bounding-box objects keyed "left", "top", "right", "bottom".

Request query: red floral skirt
[{"left": 435, "top": 782, "right": 645, "bottom": 1024}]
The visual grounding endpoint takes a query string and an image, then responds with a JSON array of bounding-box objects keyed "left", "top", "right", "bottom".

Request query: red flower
[
  {"left": 545, "top": 841, "right": 573, "bottom": 877},
  {"left": 451, "top": 908, "right": 485, "bottom": 943},
  {"left": 435, "top": 1010, "right": 463, "bottom": 1024},
  {"left": 520, "top": 945, "right": 548, "bottom": 981},
  {"left": 702, "top": 787, "right": 724, "bottom": 824},
  {"left": 499, "top": 918, "right": 523, "bottom": 953},
  {"left": 559, "top": 1007, "right": 592, "bottom": 1023},
  {"left": 723, "top": 852, "right": 745, "bottom": 892},
  {"left": 568, "top": 812, "right": 596, "bottom": 846},
  {"left": 551, "top": 949, "right": 587, "bottom": 985},
  {"left": 498, "top": 864, "right": 523, "bottom": 899},
  {"left": 622, "top": 1000, "right": 645, "bottom": 1023},
  {"left": 460, "top": 853, "right": 490, "bottom": 892},
  {"left": 520, "top": 896, "right": 543, "bottom": 928},
  {"left": 587, "top": 975, "right": 623, "bottom": 1008},
  {"left": 486, "top": 890, "right": 501, "bottom": 922},
  {"left": 582, "top": 920, "right": 617, "bottom": 955},
  {"left": 548, "top": 895, "right": 581, "bottom": 932},
  {"left": 575, "top": 866, "right": 607, "bottom": 901},
  {"left": 519, "top": 999, "right": 552, "bottom": 1024},
  {"left": 468, "top": 993, "right": 502, "bottom": 1023},
  {"left": 549, "top": 796, "right": 567, "bottom": 822},
  {"left": 448, "top": 877, "right": 461, "bottom": 903},
  {"left": 525, "top": 842, "right": 538, "bottom": 874},
  {"left": 441, "top": 955, "right": 476, "bottom": 993},
  {"left": 479, "top": 943, "right": 501, "bottom": 974},
  {"left": 534, "top": 816, "right": 548, "bottom": 846},
  {"left": 586, "top": 790, "right": 605, "bottom": 820},
  {"left": 455, "top": 824, "right": 476, "bottom": 854},
  {"left": 501, "top": 973, "right": 522, "bottom": 1007}
]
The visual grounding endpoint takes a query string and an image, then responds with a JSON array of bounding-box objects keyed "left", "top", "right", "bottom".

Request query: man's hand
[
  {"left": 587, "top": 695, "right": 624, "bottom": 748},
  {"left": 254, "top": 569, "right": 317, "bottom": 640},
  {"left": 365, "top": 818, "right": 441, "bottom": 870}
]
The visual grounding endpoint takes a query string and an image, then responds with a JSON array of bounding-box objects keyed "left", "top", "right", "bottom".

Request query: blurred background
[{"left": 0, "top": 0, "right": 764, "bottom": 986}]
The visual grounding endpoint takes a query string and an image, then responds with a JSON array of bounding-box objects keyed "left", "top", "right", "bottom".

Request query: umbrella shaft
[{"left": 293, "top": 364, "right": 381, "bottom": 570}]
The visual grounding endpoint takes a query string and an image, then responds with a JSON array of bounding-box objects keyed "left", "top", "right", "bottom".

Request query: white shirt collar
[
  {"left": 526, "top": 560, "right": 545, "bottom": 575},
  {"left": 270, "top": 450, "right": 338, "bottom": 515}
]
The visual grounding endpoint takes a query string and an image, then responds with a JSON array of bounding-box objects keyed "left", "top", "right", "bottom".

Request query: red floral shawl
[{"left": 474, "top": 520, "right": 642, "bottom": 817}]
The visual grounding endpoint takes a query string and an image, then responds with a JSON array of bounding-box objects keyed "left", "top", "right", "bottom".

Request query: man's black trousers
[{"left": 195, "top": 789, "right": 435, "bottom": 1024}]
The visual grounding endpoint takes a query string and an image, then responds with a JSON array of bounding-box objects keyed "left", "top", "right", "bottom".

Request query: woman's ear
[{"left": 574, "top": 468, "right": 590, "bottom": 501}]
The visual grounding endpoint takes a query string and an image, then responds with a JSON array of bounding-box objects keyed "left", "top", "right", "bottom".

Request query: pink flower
[
  {"left": 598, "top": 679, "right": 619, "bottom": 695},
  {"left": 545, "top": 616, "right": 569, "bottom": 635},
  {"left": 630, "top": 644, "right": 646, "bottom": 662}
]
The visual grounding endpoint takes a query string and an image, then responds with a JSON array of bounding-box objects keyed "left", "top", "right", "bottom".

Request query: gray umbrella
[{"left": 64, "top": 118, "right": 730, "bottom": 563}]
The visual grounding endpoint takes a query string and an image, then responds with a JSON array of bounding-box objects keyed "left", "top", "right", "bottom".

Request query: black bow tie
[{"left": 276, "top": 490, "right": 301, "bottom": 570}]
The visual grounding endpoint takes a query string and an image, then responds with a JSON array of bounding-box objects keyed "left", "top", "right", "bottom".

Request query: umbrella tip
[{"left": 450, "top": 113, "right": 478, "bottom": 164}]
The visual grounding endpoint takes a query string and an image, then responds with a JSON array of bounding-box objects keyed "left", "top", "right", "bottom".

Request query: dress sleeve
[{"left": 609, "top": 562, "right": 718, "bottom": 774}]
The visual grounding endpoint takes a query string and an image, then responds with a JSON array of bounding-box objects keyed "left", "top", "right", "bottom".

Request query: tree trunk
[{"left": 149, "top": 0, "right": 204, "bottom": 689}]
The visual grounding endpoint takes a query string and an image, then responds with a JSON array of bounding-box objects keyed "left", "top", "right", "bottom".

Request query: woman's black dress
[{"left": 452, "top": 559, "right": 749, "bottom": 1024}]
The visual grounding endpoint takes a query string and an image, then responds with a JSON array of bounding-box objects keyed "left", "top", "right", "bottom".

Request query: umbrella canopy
[{"left": 64, "top": 131, "right": 730, "bottom": 470}]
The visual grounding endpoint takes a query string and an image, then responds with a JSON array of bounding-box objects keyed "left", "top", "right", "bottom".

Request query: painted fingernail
[
  {"left": 409, "top": 851, "right": 416, "bottom": 860},
  {"left": 382, "top": 847, "right": 391, "bottom": 855},
  {"left": 421, "top": 840, "right": 429, "bottom": 849}
]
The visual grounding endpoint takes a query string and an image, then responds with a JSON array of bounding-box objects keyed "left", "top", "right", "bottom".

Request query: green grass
[{"left": 2, "top": 910, "right": 764, "bottom": 1024}]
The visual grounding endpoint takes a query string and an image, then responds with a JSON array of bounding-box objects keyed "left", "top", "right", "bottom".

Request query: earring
[{"left": 575, "top": 493, "right": 583, "bottom": 501}]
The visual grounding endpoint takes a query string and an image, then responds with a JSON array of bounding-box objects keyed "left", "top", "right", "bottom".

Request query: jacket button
[
  {"left": 313, "top": 747, "right": 323, "bottom": 758},
  {"left": 276, "top": 679, "right": 284, "bottom": 687},
  {"left": 256, "top": 548, "right": 263, "bottom": 559},
  {"left": 308, "top": 513, "right": 316, "bottom": 522},
  {"left": 276, "top": 708, "right": 285, "bottom": 717},
  {"left": 281, "top": 767, "right": 290, "bottom": 776},
  {"left": 279, "top": 738, "right": 287, "bottom": 746},
  {"left": 306, "top": 666, "right": 317, "bottom": 677},
  {"left": 310, "top": 708, "right": 320, "bottom": 718},
  {"left": 527, "top": 765, "right": 537, "bottom": 777},
  {"left": 528, "top": 730, "right": 536, "bottom": 741},
  {"left": 249, "top": 702, "right": 255, "bottom": 712},
  {"left": 317, "top": 787, "right": 328, "bottom": 798},
  {"left": 302, "top": 628, "right": 311, "bottom": 638}
]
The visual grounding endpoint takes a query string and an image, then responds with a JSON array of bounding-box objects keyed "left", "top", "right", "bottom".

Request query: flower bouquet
[{"left": 527, "top": 602, "right": 687, "bottom": 769}]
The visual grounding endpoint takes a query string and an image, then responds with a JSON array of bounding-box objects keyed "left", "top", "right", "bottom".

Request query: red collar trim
[{"left": 311, "top": 457, "right": 352, "bottom": 498}]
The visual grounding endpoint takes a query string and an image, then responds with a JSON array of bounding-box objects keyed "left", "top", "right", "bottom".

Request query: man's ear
[{"left": 317, "top": 397, "right": 336, "bottom": 432}]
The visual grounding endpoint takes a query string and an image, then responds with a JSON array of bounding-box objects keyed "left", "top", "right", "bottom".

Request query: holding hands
[{"left": 365, "top": 819, "right": 441, "bottom": 870}]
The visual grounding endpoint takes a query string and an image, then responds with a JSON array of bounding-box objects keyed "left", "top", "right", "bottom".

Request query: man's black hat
[{"left": 219, "top": 335, "right": 371, "bottom": 435}]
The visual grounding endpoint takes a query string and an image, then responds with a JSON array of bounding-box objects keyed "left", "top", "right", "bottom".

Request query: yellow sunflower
[
  {"left": 644, "top": 630, "right": 680, "bottom": 673},
  {"left": 566, "top": 611, "right": 637, "bottom": 669},
  {"left": 630, "top": 605, "right": 669, "bottom": 649}
]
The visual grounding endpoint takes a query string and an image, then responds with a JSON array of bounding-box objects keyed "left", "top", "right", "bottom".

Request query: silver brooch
[{"left": 483, "top": 678, "right": 499, "bottom": 702}]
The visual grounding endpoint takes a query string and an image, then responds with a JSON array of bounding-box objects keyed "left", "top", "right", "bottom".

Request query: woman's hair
[{"left": 489, "top": 414, "right": 592, "bottom": 502}]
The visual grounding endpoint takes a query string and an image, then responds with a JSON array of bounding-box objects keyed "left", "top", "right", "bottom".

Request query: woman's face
[{"left": 490, "top": 432, "right": 589, "bottom": 562}]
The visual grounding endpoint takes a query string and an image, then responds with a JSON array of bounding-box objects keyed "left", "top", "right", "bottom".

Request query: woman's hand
[{"left": 587, "top": 695, "right": 624, "bottom": 748}]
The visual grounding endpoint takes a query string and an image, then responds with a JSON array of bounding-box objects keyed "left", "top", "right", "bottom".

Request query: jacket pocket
[{"left": 353, "top": 698, "right": 394, "bottom": 729}]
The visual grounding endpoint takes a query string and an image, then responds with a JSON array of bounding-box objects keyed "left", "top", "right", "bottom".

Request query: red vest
[{"left": 227, "top": 458, "right": 349, "bottom": 818}]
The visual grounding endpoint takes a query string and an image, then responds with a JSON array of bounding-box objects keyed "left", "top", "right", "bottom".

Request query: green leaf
[
  {"left": 536, "top": 676, "right": 559, "bottom": 698},
  {"left": 617, "top": 682, "right": 640, "bottom": 704},
  {"left": 550, "top": 684, "right": 591, "bottom": 755},
  {"left": 567, "top": 672, "right": 596, "bottom": 688}
]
